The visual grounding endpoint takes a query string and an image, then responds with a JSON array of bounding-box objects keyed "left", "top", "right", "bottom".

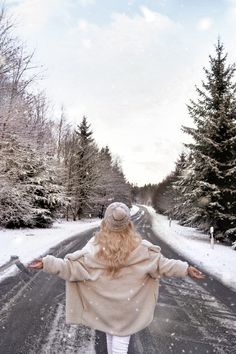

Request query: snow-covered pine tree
[
  {"left": 181, "top": 40, "right": 236, "bottom": 242},
  {"left": 66, "top": 116, "right": 99, "bottom": 219},
  {"left": 94, "top": 146, "right": 115, "bottom": 217},
  {"left": 0, "top": 138, "right": 63, "bottom": 228},
  {"left": 171, "top": 152, "right": 196, "bottom": 222},
  {"left": 163, "top": 152, "right": 187, "bottom": 217}
]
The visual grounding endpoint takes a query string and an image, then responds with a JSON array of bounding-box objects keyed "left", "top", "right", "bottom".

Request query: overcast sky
[{"left": 5, "top": 0, "right": 236, "bottom": 186}]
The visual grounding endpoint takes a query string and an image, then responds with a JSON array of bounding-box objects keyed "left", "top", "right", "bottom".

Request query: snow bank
[
  {"left": 0, "top": 218, "right": 101, "bottom": 282},
  {"left": 148, "top": 207, "right": 236, "bottom": 292},
  {"left": 130, "top": 205, "right": 139, "bottom": 216}
]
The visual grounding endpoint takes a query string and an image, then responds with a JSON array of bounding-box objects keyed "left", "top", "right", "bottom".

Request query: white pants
[{"left": 106, "top": 333, "right": 131, "bottom": 354}]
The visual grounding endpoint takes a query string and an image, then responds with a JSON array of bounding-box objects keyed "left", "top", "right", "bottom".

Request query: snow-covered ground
[
  {"left": 148, "top": 207, "right": 236, "bottom": 292},
  {"left": 0, "top": 218, "right": 101, "bottom": 282},
  {"left": 130, "top": 205, "right": 139, "bottom": 216}
]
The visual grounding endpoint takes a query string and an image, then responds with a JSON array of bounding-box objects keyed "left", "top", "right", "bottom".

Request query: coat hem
[{"left": 65, "top": 317, "right": 153, "bottom": 337}]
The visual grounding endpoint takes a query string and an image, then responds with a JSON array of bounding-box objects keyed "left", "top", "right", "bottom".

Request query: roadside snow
[
  {"left": 0, "top": 218, "right": 101, "bottom": 282},
  {"left": 148, "top": 207, "right": 236, "bottom": 292},
  {"left": 130, "top": 205, "right": 139, "bottom": 216}
]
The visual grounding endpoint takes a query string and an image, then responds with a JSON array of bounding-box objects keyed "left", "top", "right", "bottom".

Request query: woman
[{"left": 28, "top": 202, "right": 205, "bottom": 354}]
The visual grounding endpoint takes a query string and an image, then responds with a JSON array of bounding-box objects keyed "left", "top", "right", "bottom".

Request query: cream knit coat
[{"left": 43, "top": 238, "right": 188, "bottom": 336}]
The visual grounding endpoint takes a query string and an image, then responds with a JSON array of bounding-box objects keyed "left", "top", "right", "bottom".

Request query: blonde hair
[{"left": 95, "top": 220, "right": 141, "bottom": 277}]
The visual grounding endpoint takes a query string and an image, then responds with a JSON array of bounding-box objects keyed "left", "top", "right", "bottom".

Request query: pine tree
[
  {"left": 95, "top": 146, "right": 114, "bottom": 217},
  {"left": 171, "top": 153, "right": 196, "bottom": 222},
  {"left": 163, "top": 152, "right": 187, "bottom": 217},
  {"left": 66, "top": 116, "right": 99, "bottom": 219},
  {"left": 0, "top": 138, "right": 63, "bottom": 228},
  {"left": 181, "top": 40, "right": 236, "bottom": 241}
]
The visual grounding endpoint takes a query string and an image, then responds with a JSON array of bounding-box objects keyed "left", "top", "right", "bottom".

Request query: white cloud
[
  {"left": 8, "top": 0, "right": 55, "bottom": 30},
  {"left": 7, "top": 0, "right": 73, "bottom": 33},
  {"left": 78, "top": 19, "right": 89, "bottom": 30},
  {"left": 79, "top": 0, "right": 95, "bottom": 6},
  {"left": 197, "top": 17, "right": 213, "bottom": 31},
  {"left": 140, "top": 6, "right": 173, "bottom": 28},
  {"left": 81, "top": 38, "right": 92, "bottom": 49},
  {"left": 225, "top": 0, "right": 236, "bottom": 19}
]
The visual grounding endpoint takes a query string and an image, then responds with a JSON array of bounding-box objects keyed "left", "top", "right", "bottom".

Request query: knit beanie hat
[{"left": 104, "top": 202, "right": 131, "bottom": 231}]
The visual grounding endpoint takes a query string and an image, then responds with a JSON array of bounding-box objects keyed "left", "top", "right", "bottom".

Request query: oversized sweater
[{"left": 42, "top": 238, "right": 188, "bottom": 336}]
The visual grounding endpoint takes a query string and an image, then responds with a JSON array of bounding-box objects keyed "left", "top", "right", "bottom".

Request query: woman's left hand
[{"left": 188, "top": 266, "right": 205, "bottom": 279}]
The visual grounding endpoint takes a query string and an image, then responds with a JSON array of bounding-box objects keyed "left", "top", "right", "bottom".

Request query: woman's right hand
[{"left": 28, "top": 259, "right": 43, "bottom": 269}]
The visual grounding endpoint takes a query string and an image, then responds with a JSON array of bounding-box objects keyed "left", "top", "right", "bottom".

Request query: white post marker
[
  {"left": 210, "top": 226, "right": 214, "bottom": 249},
  {"left": 169, "top": 217, "right": 172, "bottom": 227}
]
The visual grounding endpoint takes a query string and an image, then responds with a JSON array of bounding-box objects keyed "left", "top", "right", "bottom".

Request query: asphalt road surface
[{"left": 0, "top": 207, "right": 236, "bottom": 354}]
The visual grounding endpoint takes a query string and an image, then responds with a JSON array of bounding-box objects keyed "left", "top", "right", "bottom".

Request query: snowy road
[{"left": 0, "top": 208, "right": 236, "bottom": 354}]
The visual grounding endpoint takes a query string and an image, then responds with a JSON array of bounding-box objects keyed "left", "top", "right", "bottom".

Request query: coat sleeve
[
  {"left": 42, "top": 255, "right": 90, "bottom": 281},
  {"left": 147, "top": 243, "right": 189, "bottom": 278},
  {"left": 157, "top": 254, "right": 189, "bottom": 277},
  {"left": 42, "top": 236, "right": 97, "bottom": 281}
]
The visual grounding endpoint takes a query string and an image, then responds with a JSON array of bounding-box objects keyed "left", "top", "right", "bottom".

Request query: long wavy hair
[{"left": 95, "top": 219, "right": 141, "bottom": 277}]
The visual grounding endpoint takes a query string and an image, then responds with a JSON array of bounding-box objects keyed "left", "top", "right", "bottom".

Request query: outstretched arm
[
  {"left": 27, "top": 236, "right": 96, "bottom": 277},
  {"left": 28, "top": 256, "right": 90, "bottom": 281},
  {"left": 158, "top": 254, "right": 205, "bottom": 279}
]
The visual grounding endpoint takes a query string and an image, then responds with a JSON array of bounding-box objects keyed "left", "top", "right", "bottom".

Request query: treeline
[
  {"left": 133, "top": 41, "right": 236, "bottom": 244},
  {"left": 0, "top": 8, "right": 131, "bottom": 228}
]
